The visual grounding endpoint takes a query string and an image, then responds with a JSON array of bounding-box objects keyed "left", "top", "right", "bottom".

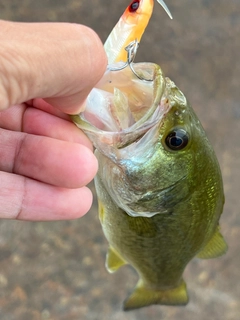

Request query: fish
[{"left": 71, "top": 0, "right": 227, "bottom": 311}]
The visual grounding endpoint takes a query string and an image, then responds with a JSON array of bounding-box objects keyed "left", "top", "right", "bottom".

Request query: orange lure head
[
  {"left": 104, "top": 0, "right": 172, "bottom": 64},
  {"left": 121, "top": 0, "right": 154, "bottom": 44}
]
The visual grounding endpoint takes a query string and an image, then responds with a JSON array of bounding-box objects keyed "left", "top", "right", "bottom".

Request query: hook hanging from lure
[{"left": 104, "top": 0, "right": 172, "bottom": 72}]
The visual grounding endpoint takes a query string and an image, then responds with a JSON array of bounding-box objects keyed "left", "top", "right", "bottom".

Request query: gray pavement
[{"left": 0, "top": 0, "right": 239, "bottom": 319}]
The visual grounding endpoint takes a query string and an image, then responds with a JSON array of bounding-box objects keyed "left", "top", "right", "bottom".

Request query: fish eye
[
  {"left": 129, "top": 0, "right": 140, "bottom": 12},
  {"left": 165, "top": 128, "right": 189, "bottom": 151}
]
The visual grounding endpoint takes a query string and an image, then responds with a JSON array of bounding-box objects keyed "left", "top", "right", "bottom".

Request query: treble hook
[{"left": 108, "top": 40, "right": 153, "bottom": 82}]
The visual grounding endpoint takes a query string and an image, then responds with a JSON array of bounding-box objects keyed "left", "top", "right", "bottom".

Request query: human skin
[{"left": 0, "top": 20, "right": 107, "bottom": 221}]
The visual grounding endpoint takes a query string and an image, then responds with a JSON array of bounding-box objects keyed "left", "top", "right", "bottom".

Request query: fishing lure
[{"left": 104, "top": 0, "right": 172, "bottom": 64}]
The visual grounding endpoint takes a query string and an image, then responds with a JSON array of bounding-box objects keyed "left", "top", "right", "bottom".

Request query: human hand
[{"left": 0, "top": 20, "right": 107, "bottom": 220}]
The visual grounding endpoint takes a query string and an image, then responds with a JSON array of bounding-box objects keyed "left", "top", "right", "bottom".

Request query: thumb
[{"left": 0, "top": 20, "right": 107, "bottom": 114}]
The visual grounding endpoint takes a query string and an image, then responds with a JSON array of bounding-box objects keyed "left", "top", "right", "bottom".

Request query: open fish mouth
[{"left": 72, "top": 62, "right": 170, "bottom": 150}]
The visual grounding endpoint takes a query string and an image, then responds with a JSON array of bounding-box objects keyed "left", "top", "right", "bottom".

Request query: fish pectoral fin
[
  {"left": 105, "top": 247, "right": 127, "bottom": 273},
  {"left": 123, "top": 279, "right": 189, "bottom": 311},
  {"left": 197, "top": 226, "right": 228, "bottom": 259}
]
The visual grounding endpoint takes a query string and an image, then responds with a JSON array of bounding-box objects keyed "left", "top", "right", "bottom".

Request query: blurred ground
[{"left": 0, "top": 0, "right": 239, "bottom": 319}]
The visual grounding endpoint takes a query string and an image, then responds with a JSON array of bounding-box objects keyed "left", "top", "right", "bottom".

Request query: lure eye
[
  {"left": 165, "top": 129, "right": 189, "bottom": 151},
  {"left": 129, "top": 0, "right": 140, "bottom": 12}
]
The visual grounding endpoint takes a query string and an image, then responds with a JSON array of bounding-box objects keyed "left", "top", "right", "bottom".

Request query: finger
[
  {"left": 29, "top": 98, "right": 71, "bottom": 118},
  {"left": 0, "top": 171, "right": 92, "bottom": 220},
  {"left": 0, "top": 21, "right": 107, "bottom": 114},
  {"left": 0, "top": 103, "right": 93, "bottom": 150},
  {"left": 0, "top": 104, "right": 26, "bottom": 132},
  {"left": 23, "top": 107, "right": 93, "bottom": 150},
  {"left": 0, "top": 128, "right": 98, "bottom": 188}
]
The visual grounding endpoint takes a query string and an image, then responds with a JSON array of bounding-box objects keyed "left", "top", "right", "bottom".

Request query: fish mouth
[{"left": 71, "top": 62, "right": 169, "bottom": 150}]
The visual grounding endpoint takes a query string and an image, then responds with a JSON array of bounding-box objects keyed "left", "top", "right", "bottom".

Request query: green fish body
[{"left": 72, "top": 63, "right": 227, "bottom": 310}]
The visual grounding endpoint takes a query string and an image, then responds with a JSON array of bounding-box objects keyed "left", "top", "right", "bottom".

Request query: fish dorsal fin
[
  {"left": 105, "top": 247, "right": 127, "bottom": 273},
  {"left": 124, "top": 279, "right": 189, "bottom": 311},
  {"left": 197, "top": 226, "right": 228, "bottom": 259}
]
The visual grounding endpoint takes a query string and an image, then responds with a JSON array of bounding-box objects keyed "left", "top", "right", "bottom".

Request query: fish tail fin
[{"left": 123, "top": 279, "right": 189, "bottom": 311}]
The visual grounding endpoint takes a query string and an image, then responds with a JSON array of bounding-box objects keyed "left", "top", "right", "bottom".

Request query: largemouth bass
[{"left": 72, "top": 0, "right": 227, "bottom": 311}]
